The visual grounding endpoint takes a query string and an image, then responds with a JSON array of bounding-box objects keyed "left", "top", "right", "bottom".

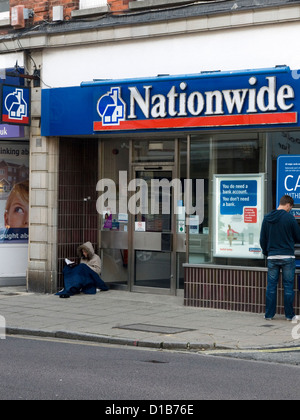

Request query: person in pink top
[{"left": 227, "top": 225, "right": 239, "bottom": 246}]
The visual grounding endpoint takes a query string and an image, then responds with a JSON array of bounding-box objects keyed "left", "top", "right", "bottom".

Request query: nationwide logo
[
  {"left": 93, "top": 76, "right": 297, "bottom": 132},
  {"left": 1, "top": 85, "right": 30, "bottom": 125},
  {"left": 97, "top": 87, "right": 126, "bottom": 126}
]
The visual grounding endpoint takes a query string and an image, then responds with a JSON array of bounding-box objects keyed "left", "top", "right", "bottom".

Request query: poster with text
[
  {"left": 277, "top": 155, "right": 300, "bottom": 219},
  {"left": 0, "top": 142, "right": 29, "bottom": 243},
  {"left": 213, "top": 174, "right": 264, "bottom": 259}
]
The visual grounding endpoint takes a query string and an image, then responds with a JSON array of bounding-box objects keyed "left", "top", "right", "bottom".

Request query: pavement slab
[{"left": 1, "top": 287, "right": 300, "bottom": 351}]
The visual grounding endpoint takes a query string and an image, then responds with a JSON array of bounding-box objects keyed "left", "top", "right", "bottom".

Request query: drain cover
[{"left": 115, "top": 323, "right": 195, "bottom": 334}]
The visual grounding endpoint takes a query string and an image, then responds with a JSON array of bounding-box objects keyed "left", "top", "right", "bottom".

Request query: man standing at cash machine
[{"left": 260, "top": 195, "right": 300, "bottom": 321}]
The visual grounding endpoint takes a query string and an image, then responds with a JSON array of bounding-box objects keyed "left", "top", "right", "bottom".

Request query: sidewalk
[{"left": 0, "top": 286, "right": 299, "bottom": 351}]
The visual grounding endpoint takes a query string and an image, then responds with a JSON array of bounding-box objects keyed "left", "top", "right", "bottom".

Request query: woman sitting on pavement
[
  {"left": 56, "top": 241, "right": 109, "bottom": 298},
  {"left": 77, "top": 241, "right": 102, "bottom": 276}
]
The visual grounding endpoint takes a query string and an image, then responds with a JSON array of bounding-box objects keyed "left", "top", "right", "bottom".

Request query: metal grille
[
  {"left": 114, "top": 324, "right": 196, "bottom": 334},
  {"left": 184, "top": 266, "right": 300, "bottom": 314},
  {"left": 57, "top": 139, "right": 99, "bottom": 290}
]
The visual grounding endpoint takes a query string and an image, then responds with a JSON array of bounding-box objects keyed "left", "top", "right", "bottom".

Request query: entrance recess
[
  {"left": 132, "top": 166, "right": 176, "bottom": 293},
  {"left": 100, "top": 138, "right": 186, "bottom": 295}
]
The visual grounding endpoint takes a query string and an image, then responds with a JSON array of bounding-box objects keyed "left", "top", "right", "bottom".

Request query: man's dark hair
[{"left": 279, "top": 195, "right": 294, "bottom": 207}]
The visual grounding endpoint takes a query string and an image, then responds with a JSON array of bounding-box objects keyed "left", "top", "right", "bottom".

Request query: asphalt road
[{"left": 1, "top": 336, "right": 300, "bottom": 401}]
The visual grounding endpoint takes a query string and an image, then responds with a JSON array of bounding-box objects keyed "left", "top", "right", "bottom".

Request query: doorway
[
  {"left": 100, "top": 138, "right": 186, "bottom": 295},
  {"left": 132, "top": 166, "right": 175, "bottom": 293}
]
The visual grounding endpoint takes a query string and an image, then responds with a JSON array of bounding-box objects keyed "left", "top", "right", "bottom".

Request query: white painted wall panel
[
  {"left": 80, "top": 0, "right": 107, "bottom": 9},
  {"left": 42, "top": 22, "right": 300, "bottom": 88}
]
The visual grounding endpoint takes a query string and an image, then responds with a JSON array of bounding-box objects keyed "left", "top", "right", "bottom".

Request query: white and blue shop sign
[
  {"left": 0, "top": 68, "right": 30, "bottom": 126},
  {"left": 42, "top": 66, "right": 300, "bottom": 136},
  {"left": 0, "top": 85, "right": 30, "bottom": 126}
]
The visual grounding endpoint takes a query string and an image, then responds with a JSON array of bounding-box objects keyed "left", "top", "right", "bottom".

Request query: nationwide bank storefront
[{"left": 42, "top": 66, "right": 300, "bottom": 314}]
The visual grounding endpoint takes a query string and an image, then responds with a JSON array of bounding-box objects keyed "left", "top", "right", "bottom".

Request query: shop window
[
  {"left": 267, "top": 131, "right": 300, "bottom": 211},
  {"left": 189, "top": 133, "right": 266, "bottom": 268},
  {"left": 100, "top": 139, "right": 129, "bottom": 233},
  {"left": 0, "top": 0, "right": 9, "bottom": 20},
  {"left": 100, "top": 139, "right": 129, "bottom": 285},
  {"left": 133, "top": 140, "right": 175, "bottom": 163}
]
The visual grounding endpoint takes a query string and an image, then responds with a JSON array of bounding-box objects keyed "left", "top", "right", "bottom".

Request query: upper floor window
[
  {"left": 80, "top": 0, "right": 107, "bottom": 8},
  {"left": 0, "top": 0, "right": 9, "bottom": 20}
]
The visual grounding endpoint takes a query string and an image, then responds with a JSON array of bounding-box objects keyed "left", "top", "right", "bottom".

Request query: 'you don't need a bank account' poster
[
  {"left": 0, "top": 142, "right": 29, "bottom": 244},
  {"left": 213, "top": 174, "right": 264, "bottom": 259}
]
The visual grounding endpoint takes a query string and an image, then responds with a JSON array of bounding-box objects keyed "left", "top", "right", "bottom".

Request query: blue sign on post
[
  {"left": 0, "top": 84, "right": 30, "bottom": 125},
  {"left": 277, "top": 155, "right": 300, "bottom": 212}
]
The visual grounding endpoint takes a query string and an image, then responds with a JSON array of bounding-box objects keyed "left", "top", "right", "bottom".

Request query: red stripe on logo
[
  {"left": 94, "top": 112, "right": 297, "bottom": 131},
  {"left": 2, "top": 115, "right": 29, "bottom": 125}
]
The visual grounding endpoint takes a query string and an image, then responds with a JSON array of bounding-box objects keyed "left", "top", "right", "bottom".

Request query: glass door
[{"left": 132, "top": 166, "right": 175, "bottom": 293}]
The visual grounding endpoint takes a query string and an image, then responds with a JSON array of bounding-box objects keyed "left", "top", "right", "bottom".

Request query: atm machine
[
  {"left": 295, "top": 208, "right": 300, "bottom": 289},
  {"left": 276, "top": 155, "right": 300, "bottom": 287}
]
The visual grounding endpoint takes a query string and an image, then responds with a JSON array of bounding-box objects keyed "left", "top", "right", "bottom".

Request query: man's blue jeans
[{"left": 265, "top": 258, "right": 296, "bottom": 320}]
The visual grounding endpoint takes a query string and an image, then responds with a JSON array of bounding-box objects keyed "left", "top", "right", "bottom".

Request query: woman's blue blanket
[{"left": 56, "top": 263, "right": 109, "bottom": 297}]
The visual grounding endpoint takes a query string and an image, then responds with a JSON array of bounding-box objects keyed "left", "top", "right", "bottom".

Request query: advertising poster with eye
[
  {"left": 0, "top": 142, "right": 29, "bottom": 244},
  {"left": 213, "top": 174, "right": 264, "bottom": 259}
]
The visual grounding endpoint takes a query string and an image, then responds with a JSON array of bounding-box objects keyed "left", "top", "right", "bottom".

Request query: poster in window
[
  {"left": 277, "top": 154, "right": 300, "bottom": 219},
  {"left": 213, "top": 174, "right": 264, "bottom": 259},
  {"left": 0, "top": 142, "right": 29, "bottom": 243}
]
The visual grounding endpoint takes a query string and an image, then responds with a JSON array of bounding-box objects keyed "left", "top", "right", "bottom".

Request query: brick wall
[
  {"left": 10, "top": 0, "right": 80, "bottom": 23},
  {"left": 107, "top": 0, "right": 131, "bottom": 14},
  {"left": 9, "top": 0, "right": 133, "bottom": 23},
  {"left": 184, "top": 265, "right": 300, "bottom": 315}
]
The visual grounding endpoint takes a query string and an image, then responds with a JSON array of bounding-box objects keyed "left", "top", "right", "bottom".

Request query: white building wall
[
  {"left": 42, "top": 21, "right": 300, "bottom": 88},
  {"left": 80, "top": 0, "right": 107, "bottom": 8},
  {"left": 0, "top": 52, "right": 24, "bottom": 71}
]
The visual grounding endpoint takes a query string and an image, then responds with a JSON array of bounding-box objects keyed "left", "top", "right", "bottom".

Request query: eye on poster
[{"left": 213, "top": 174, "right": 264, "bottom": 259}]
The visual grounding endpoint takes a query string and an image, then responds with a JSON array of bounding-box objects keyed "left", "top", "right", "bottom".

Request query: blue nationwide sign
[
  {"left": 0, "top": 68, "right": 30, "bottom": 126},
  {"left": 42, "top": 66, "right": 300, "bottom": 136}
]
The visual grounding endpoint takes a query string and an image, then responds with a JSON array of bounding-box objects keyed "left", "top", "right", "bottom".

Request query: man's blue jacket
[{"left": 260, "top": 210, "right": 300, "bottom": 257}]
